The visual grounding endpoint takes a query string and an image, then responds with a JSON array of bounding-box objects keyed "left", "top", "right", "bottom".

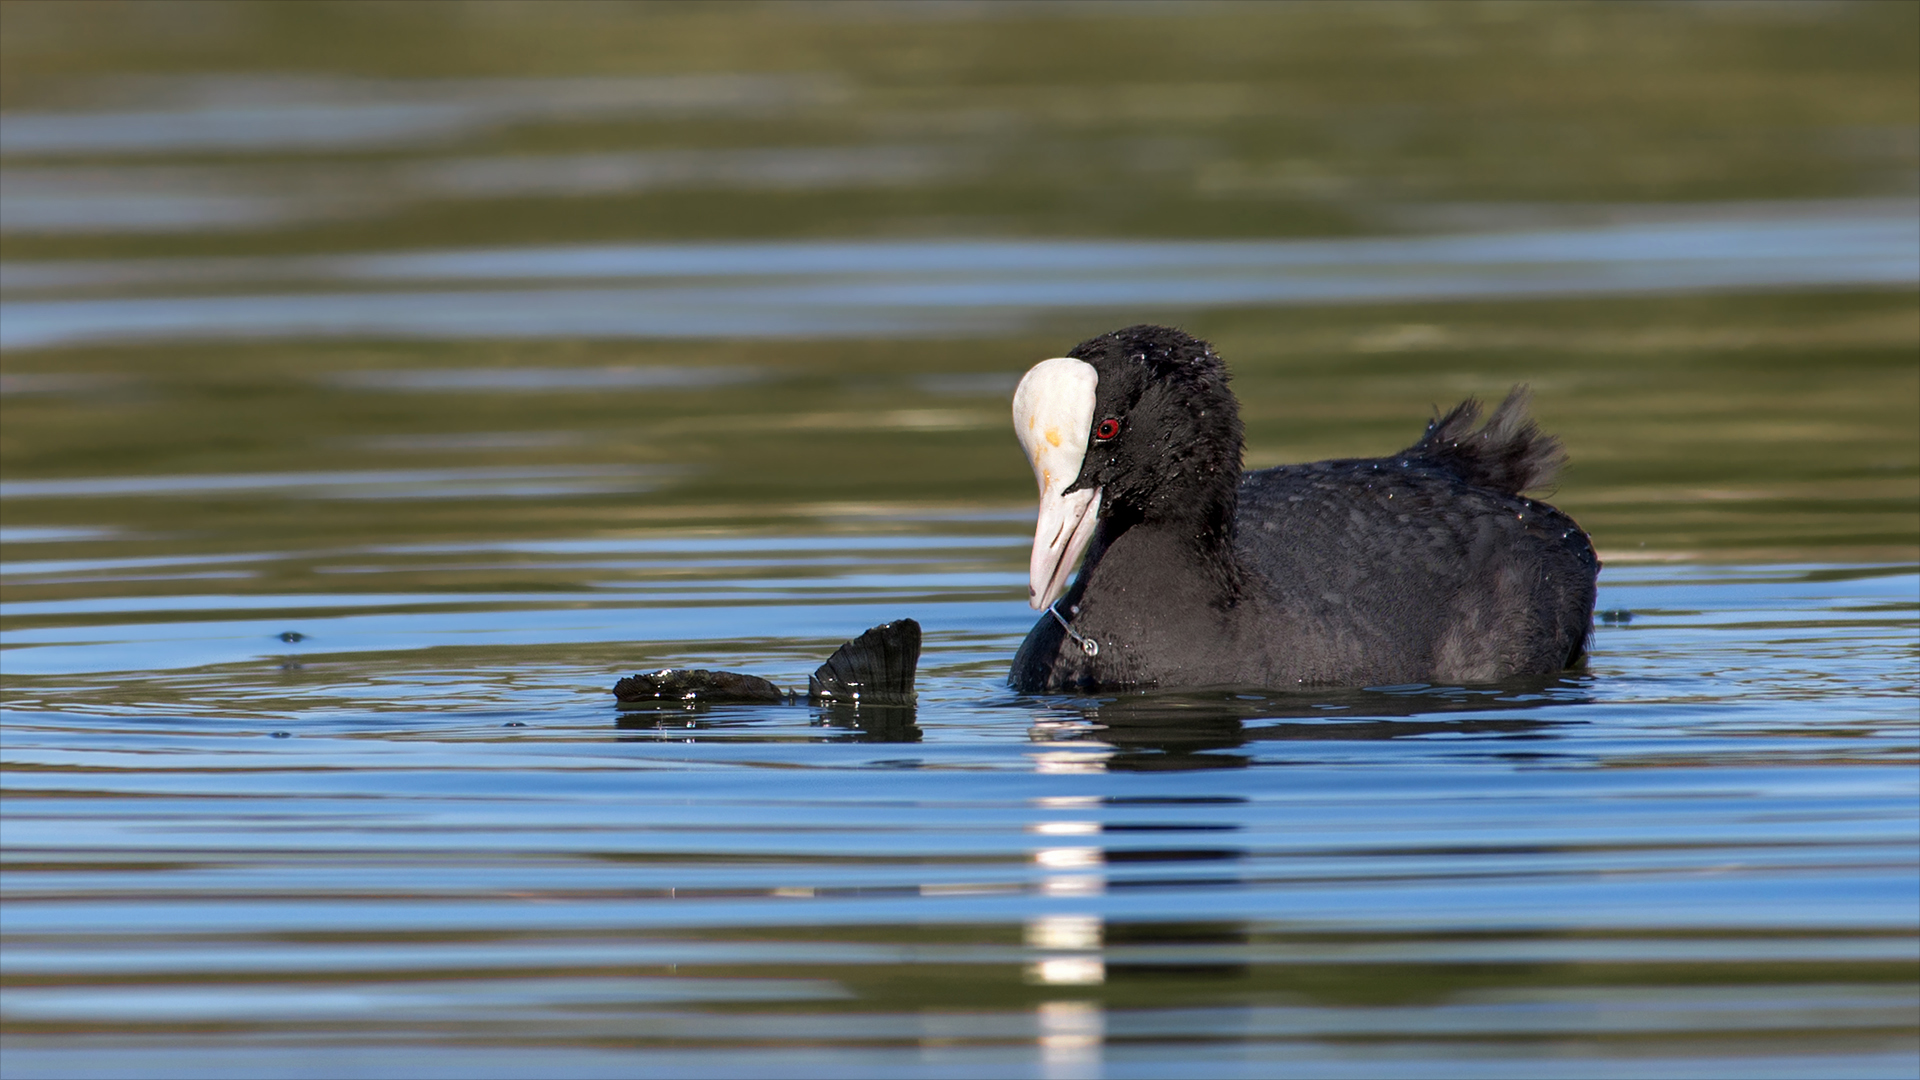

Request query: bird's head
[{"left": 1012, "top": 325, "right": 1243, "bottom": 609}]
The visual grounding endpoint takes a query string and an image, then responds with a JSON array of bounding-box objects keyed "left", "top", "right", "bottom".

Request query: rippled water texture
[{"left": 3, "top": 4, "right": 1917, "bottom": 1078}]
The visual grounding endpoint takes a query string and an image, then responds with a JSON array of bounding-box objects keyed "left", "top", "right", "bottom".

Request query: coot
[
  {"left": 1009, "top": 325, "right": 1598, "bottom": 692},
  {"left": 614, "top": 619, "right": 922, "bottom": 705}
]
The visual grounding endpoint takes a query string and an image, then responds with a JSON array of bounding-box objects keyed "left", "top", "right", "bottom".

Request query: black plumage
[
  {"left": 612, "top": 619, "right": 922, "bottom": 706},
  {"left": 1009, "top": 325, "right": 1598, "bottom": 692},
  {"left": 808, "top": 618, "right": 922, "bottom": 705}
]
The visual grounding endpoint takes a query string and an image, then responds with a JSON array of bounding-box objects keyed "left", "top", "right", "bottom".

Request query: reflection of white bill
[
  {"left": 1026, "top": 914, "right": 1102, "bottom": 951},
  {"left": 1027, "top": 957, "right": 1106, "bottom": 987}
]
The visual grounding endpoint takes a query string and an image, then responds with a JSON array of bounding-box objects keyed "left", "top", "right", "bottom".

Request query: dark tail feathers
[
  {"left": 1405, "top": 386, "right": 1565, "bottom": 496},
  {"left": 808, "top": 619, "right": 921, "bottom": 705}
]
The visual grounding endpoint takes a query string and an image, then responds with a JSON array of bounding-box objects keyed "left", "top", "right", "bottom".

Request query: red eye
[{"left": 1094, "top": 418, "right": 1121, "bottom": 441}]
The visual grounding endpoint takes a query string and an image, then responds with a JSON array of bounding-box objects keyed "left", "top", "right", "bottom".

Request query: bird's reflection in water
[
  {"left": 1106, "top": 920, "right": 1253, "bottom": 982},
  {"left": 814, "top": 702, "right": 922, "bottom": 743},
  {"left": 1025, "top": 921, "right": 1256, "bottom": 1080},
  {"left": 613, "top": 700, "right": 753, "bottom": 739},
  {"left": 1023, "top": 850, "right": 1253, "bottom": 1077},
  {"left": 1038, "top": 674, "right": 1594, "bottom": 771},
  {"left": 613, "top": 672, "right": 1591, "bottom": 754},
  {"left": 612, "top": 700, "right": 922, "bottom": 743}
]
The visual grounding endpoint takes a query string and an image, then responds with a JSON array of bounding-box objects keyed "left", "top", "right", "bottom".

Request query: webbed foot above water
[{"left": 806, "top": 619, "right": 921, "bottom": 706}]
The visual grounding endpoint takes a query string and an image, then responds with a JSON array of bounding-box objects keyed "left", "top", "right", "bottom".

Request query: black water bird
[
  {"left": 614, "top": 619, "right": 922, "bottom": 706},
  {"left": 1009, "top": 325, "right": 1598, "bottom": 693}
]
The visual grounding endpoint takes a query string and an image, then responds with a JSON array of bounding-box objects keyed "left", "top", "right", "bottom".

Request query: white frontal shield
[{"left": 1012, "top": 357, "right": 1103, "bottom": 610}]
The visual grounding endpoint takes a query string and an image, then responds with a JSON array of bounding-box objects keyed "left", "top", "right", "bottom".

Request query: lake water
[{"left": 2, "top": 4, "right": 1917, "bottom": 1078}]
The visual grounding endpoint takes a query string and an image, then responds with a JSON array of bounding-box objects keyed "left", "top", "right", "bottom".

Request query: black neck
[{"left": 1095, "top": 490, "right": 1243, "bottom": 607}]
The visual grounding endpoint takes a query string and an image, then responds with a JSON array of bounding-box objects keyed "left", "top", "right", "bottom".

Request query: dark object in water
[
  {"left": 1009, "top": 325, "right": 1599, "bottom": 693},
  {"left": 612, "top": 619, "right": 921, "bottom": 707},
  {"left": 613, "top": 668, "right": 786, "bottom": 704},
  {"left": 808, "top": 619, "right": 922, "bottom": 705}
]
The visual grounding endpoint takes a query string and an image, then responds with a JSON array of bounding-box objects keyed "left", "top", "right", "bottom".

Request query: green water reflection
[
  {"left": 4, "top": 290, "right": 1915, "bottom": 569},
  {"left": 4, "top": 1, "right": 1916, "bottom": 255},
  {"left": 4, "top": 1, "right": 1915, "bottom": 567}
]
